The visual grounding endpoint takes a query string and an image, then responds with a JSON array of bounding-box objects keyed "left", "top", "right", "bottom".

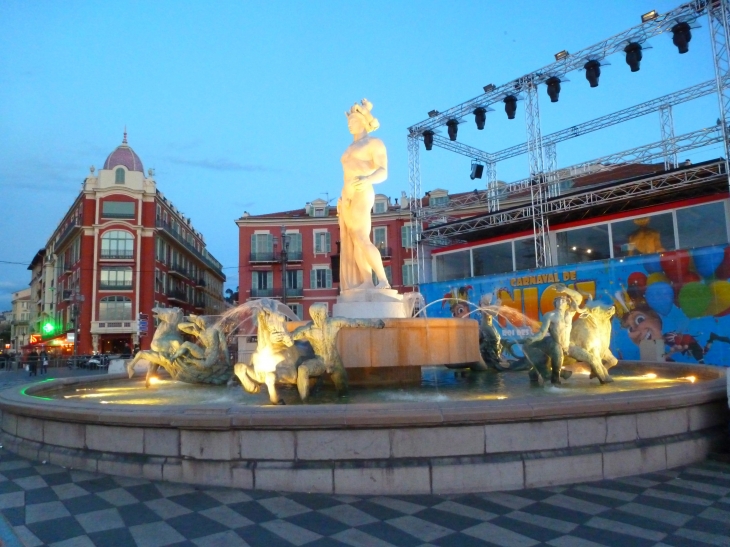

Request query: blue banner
[{"left": 420, "top": 245, "right": 730, "bottom": 367}]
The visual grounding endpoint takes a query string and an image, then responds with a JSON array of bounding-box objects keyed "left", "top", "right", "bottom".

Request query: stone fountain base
[{"left": 0, "top": 362, "right": 726, "bottom": 495}]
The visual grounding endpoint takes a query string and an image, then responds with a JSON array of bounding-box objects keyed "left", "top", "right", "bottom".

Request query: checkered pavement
[{"left": 0, "top": 448, "right": 729, "bottom": 547}]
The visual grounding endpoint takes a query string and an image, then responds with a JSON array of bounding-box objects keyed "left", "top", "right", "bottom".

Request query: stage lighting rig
[
  {"left": 546, "top": 77, "right": 562, "bottom": 102},
  {"left": 504, "top": 95, "right": 518, "bottom": 119},
  {"left": 423, "top": 130, "right": 434, "bottom": 150},
  {"left": 641, "top": 10, "right": 658, "bottom": 23},
  {"left": 483, "top": 84, "right": 496, "bottom": 93},
  {"left": 624, "top": 42, "right": 643, "bottom": 71},
  {"left": 470, "top": 160, "right": 484, "bottom": 180},
  {"left": 474, "top": 107, "right": 486, "bottom": 130},
  {"left": 584, "top": 60, "right": 603, "bottom": 87},
  {"left": 446, "top": 119, "right": 459, "bottom": 141},
  {"left": 671, "top": 21, "right": 692, "bottom": 54},
  {"left": 554, "top": 50, "right": 569, "bottom": 61}
]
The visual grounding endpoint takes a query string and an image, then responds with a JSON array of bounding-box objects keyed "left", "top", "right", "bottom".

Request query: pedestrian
[
  {"left": 122, "top": 342, "right": 132, "bottom": 358},
  {"left": 39, "top": 348, "right": 49, "bottom": 374},
  {"left": 27, "top": 349, "right": 39, "bottom": 377}
]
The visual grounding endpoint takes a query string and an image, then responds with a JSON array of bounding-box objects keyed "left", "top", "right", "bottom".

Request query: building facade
[
  {"left": 236, "top": 195, "right": 417, "bottom": 320},
  {"left": 10, "top": 289, "right": 31, "bottom": 352},
  {"left": 32, "top": 134, "right": 226, "bottom": 355}
]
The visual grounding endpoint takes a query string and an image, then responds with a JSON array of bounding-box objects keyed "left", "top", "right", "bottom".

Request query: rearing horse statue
[{"left": 126, "top": 307, "right": 184, "bottom": 387}]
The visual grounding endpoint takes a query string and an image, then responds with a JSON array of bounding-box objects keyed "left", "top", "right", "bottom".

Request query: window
[
  {"left": 677, "top": 202, "right": 728, "bottom": 249},
  {"left": 473, "top": 242, "right": 514, "bottom": 276},
  {"left": 435, "top": 250, "right": 471, "bottom": 281},
  {"left": 99, "top": 296, "right": 132, "bottom": 321},
  {"left": 252, "top": 271, "right": 273, "bottom": 297},
  {"left": 374, "top": 200, "right": 387, "bottom": 214},
  {"left": 155, "top": 269, "right": 163, "bottom": 294},
  {"left": 100, "top": 267, "right": 132, "bottom": 289},
  {"left": 314, "top": 230, "right": 331, "bottom": 253},
  {"left": 101, "top": 230, "right": 134, "bottom": 258},
  {"left": 251, "top": 233, "right": 273, "bottom": 260},
  {"left": 286, "top": 269, "right": 303, "bottom": 289},
  {"left": 402, "top": 262, "right": 416, "bottom": 286},
  {"left": 285, "top": 232, "right": 302, "bottom": 259},
  {"left": 556, "top": 225, "right": 610, "bottom": 265},
  {"left": 612, "top": 213, "right": 674, "bottom": 257},
  {"left": 102, "top": 201, "right": 135, "bottom": 219},
  {"left": 313, "top": 207, "right": 326, "bottom": 217},
  {"left": 430, "top": 195, "right": 449, "bottom": 207},
  {"left": 288, "top": 303, "right": 303, "bottom": 320},
  {"left": 401, "top": 224, "right": 413, "bottom": 248},
  {"left": 373, "top": 227, "right": 387, "bottom": 249},
  {"left": 514, "top": 238, "right": 536, "bottom": 271},
  {"left": 310, "top": 266, "right": 332, "bottom": 289},
  {"left": 115, "top": 168, "right": 125, "bottom": 184}
]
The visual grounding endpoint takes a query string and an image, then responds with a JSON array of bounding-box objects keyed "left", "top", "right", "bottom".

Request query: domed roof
[{"left": 103, "top": 131, "right": 144, "bottom": 173}]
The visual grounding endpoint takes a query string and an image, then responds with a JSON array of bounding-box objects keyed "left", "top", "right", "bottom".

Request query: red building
[
  {"left": 38, "top": 134, "right": 226, "bottom": 355},
  {"left": 236, "top": 195, "right": 416, "bottom": 319}
]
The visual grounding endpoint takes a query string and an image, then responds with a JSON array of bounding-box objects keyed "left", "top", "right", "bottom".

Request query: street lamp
[{"left": 280, "top": 225, "right": 289, "bottom": 306}]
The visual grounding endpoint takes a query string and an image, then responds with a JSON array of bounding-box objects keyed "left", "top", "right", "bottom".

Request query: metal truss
[
  {"left": 659, "top": 105, "right": 678, "bottom": 169},
  {"left": 428, "top": 134, "right": 491, "bottom": 163},
  {"left": 421, "top": 160, "right": 726, "bottom": 242},
  {"left": 486, "top": 162, "right": 498, "bottom": 212},
  {"left": 419, "top": 125, "right": 722, "bottom": 223},
  {"left": 407, "top": 135, "right": 424, "bottom": 286},
  {"left": 408, "top": 1, "right": 710, "bottom": 137},
  {"left": 489, "top": 79, "right": 719, "bottom": 163},
  {"left": 709, "top": 0, "right": 730, "bottom": 189}
]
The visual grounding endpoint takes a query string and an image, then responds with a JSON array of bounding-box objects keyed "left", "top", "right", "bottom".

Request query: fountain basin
[{"left": 0, "top": 362, "right": 726, "bottom": 495}]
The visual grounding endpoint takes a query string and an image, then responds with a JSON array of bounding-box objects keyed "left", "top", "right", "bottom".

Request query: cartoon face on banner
[{"left": 420, "top": 244, "right": 730, "bottom": 367}]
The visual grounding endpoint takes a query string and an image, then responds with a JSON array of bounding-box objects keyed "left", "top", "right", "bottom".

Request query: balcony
[
  {"left": 166, "top": 289, "right": 188, "bottom": 303},
  {"left": 99, "top": 283, "right": 133, "bottom": 291},
  {"left": 156, "top": 219, "right": 225, "bottom": 277},
  {"left": 196, "top": 278, "right": 206, "bottom": 287},
  {"left": 100, "top": 250, "right": 134, "bottom": 260},
  {"left": 168, "top": 264, "right": 191, "bottom": 279},
  {"left": 91, "top": 320, "right": 138, "bottom": 334},
  {"left": 250, "top": 287, "right": 303, "bottom": 299},
  {"left": 55, "top": 218, "right": 82, "bottom": 250},
  {"left": 194, "top": 299, "right": 205, "bottom": 309},
  {"left": 249, "top": 251, "right": 303, "bottom": 263},
  {"left": 377, "top": 246, "right": 393, "bottom": 258},
  {"left": 250, "top": 287, "right": 274, "bottom": 298}
]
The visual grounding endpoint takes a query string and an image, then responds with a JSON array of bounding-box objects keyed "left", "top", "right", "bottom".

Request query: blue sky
[{"left": 0, "top": 0, "right": 721, "bottom": 310}]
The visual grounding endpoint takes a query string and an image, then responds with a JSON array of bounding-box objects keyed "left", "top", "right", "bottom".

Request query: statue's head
[
  {"left": 310, "top": 303, "right": 328, "bottom": 325},
  {"left": 153, "top": 307, "right": 182, "bottom": 324},
  {"left": 554, "top": 295, "right": 569, "bottom": 310},
  {"left": 346, "top": 98, "right": 379, "bottom": 134}
]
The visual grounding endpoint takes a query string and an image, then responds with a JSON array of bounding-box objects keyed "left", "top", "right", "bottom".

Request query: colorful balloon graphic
[
  {"left": 706, "top": 280, "right": 730, "bottom": 317},
  {"left": 646, "top": 272, "right": 669, "bottom": 285},
  {"left": 643, "top": 255, "right": 663, "bottom": 274},
  {"left": 644, "top": 281, "right": 675, "bottom": 316},
  {"left": 692, "top": 246, "right": 725, "bottom": 279},
  {"left": 660, "top": 250, "right": 692, "bottom": 284},
  {"left": 678, "top": 282, "right": 712, "bottom": 318}
]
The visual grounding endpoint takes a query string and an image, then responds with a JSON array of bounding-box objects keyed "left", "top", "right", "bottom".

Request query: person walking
[
  {"left": 39, "top": 349, "right": 49, "bottom": 374},
  {"left": 27, "top": 349, "right": 39, "bottom": 377}
]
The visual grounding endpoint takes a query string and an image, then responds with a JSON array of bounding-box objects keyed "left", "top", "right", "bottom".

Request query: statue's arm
[
  {"left": 290, "top": 324, "right": 311, "bottom": 340},
  {"left": 177, "top": 322, "right": 199, "bottom": 336},
  {"left": 341, "top": 318, "right": 384, "bottom": 329},
  {"left": 523, "top": 315, "right": 551, "bottom": 343}
]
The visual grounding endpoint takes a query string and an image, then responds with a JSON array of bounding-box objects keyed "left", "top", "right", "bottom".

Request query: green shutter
[
  {"left": 310, "top": 269, "right": 316, "bottom": 289},
  {"left": 297, "top": 270, "right": 303, "bottom": 288},
  {"left": 326, "top": 268, "right": 332, "bottom": 288},
  {"left": 326, "top": 232, "right": 331, "bottom": 253}
]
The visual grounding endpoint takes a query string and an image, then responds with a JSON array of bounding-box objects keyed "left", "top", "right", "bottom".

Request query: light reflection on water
[{"left": 37, "top": 365, "right": 691, "bottom": 406}]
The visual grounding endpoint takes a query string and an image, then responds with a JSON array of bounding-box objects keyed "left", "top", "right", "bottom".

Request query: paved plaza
[{"left": 0, "top": 370, "right": 729, "bottom": 546}]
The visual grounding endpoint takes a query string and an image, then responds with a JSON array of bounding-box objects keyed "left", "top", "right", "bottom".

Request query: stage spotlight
[
  {"left": 470, "top": 162, "right": 484, "bottom": 180},
  {"left": 625, "top": 42, "right": 643, "bottom": 71},
  {"left": 584, "top": 60, "right": 601, "bottom": 87},
  {"left": 423, "top": 130, "right": 434, "bottom": 151},
  {"left": 546, "top": 77, "right": 561, "bottom": 102},
  {"left": 641, "top": 10, "right": 658, "bottom": 23},
  {"left": 474, "top": 107, "right": 487, "bottom": 130},
  {"left": 446, "top": 119, "right": 459, "bottom": 141},
  {"left": 554, "top": 50, "right": 569, "bottom": 61},
  {"left": 428, "top": 110, "right": 440, "bottom": 118},
  {"left": 672, "top": 22, "right": 691, "bottom": 54},
  {"left": 483, "top": 84, "right": 496, "bottom": 93},
  {"left": 504, "top": 95, "right": 517, "bottom": 119}
]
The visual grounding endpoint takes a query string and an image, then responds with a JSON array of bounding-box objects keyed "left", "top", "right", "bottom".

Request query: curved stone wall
[{"left": 0, "top": 362, "right": 726, "bottom": 495}]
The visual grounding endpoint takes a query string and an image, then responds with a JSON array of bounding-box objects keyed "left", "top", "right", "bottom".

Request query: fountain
[{"left": 0, "top": 101, "right": 726, "bottom": 495}]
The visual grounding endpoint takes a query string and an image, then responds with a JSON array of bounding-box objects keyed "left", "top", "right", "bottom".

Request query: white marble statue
[{"left": 338, "top": 99, "right": 390, "bottom": 291}]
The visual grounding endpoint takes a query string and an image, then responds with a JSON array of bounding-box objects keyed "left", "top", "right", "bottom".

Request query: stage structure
[{"left": 407, "top": 0, "right": 730, "bottom": 285}]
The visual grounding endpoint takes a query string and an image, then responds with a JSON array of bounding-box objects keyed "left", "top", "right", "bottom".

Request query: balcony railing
[
  {"left": 168, "top": 264, "right": 191, "bottom": 279},
  {"left": 99, "top": 283, "right": 133, "bottom": 290},
  {"left": 55, "top": 218, "right": 81, "bottom": 250},
  {"left": 250, "top": 287, "right": 303, "bottom": 298},
  {"left": 250, "top": 288, "right": 274, "bottom": 298},
  {"left": 194, "top": 299, "right": 205, "bottom": 309},
  {"left": 196, "top": 278, "right": 206, "bottom": 287},
  {"left": 100, "top": 251, "right": 134, "bottom": 259},
  {"left": 249, "top": 251, "right": 304, "bottom": 263},
  {"left": 166, "top": 289, "right": 188, "bottom": 303},
  {"left": 156, "top": 219, "right": 224, "bottom": 277},
  {"left": 377, "top": 246, "right": 393, "bottom": 258}
]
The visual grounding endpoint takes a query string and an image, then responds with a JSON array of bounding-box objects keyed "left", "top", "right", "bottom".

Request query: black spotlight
[
  {"left": 584, "top": 60, "right": 601, "bottom": 87},
  {"left": 474, "top": 107, "right": 487, "bottom": 130},
  {"left": 470, "top": 162, "right": 484, "bottom": 180},
  {"left": 546, "top": 77, "right": 561, "bottom": 102},
  {"left": 504, "top": 95, "right": 517, "bottom": 119},
  {"left": 672, "top": 22, "right": 692, "bottom": 54},
  {"left": 446, "top": 119, "right": 459, "bottom": 141},
  {"left": 423, "top": 130, "right": 434, "bottom": 151},
  {"left": 624, "top": 42, "right": 643, "bottom": 71}
]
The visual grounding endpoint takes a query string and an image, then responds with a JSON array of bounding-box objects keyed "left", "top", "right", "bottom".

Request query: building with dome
[{"left": 25, "top": 133, "right": 226, "bottom": 356}]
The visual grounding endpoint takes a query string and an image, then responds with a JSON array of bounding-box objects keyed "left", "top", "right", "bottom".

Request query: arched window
[
  {"left": 115, "top": 168, "right": 125, "bottom": 184},
  {"left": 99, "top": 296, "right": 132, "bottom": 321},
  {"left": 101, "top": 230, "right": 134, "bottom": 258}
]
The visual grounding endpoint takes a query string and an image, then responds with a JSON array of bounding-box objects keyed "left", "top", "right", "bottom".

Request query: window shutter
[
  {"left": 326, "top": 232, "right": 331, "bottom": 253},
  {"left": 297, "top": 270, "right": 303, "bottom": 288},
  {"left": 310, "top": 270, "right": 316, "bottom": 289},
  {"left": 401, "top": 226, "right": 409, "bottom": 247},
  {"left": 250, "top": 234, "right": 257, "bottom": 253},
  {"left": 266, "top": 271, "right": 273, "bottom": 289},
  {"left": 326, "top": 268, "right": 332, "bottom": 288},
  {"left": 289, "top": 233, "right": 302, "bottom": 252}
]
